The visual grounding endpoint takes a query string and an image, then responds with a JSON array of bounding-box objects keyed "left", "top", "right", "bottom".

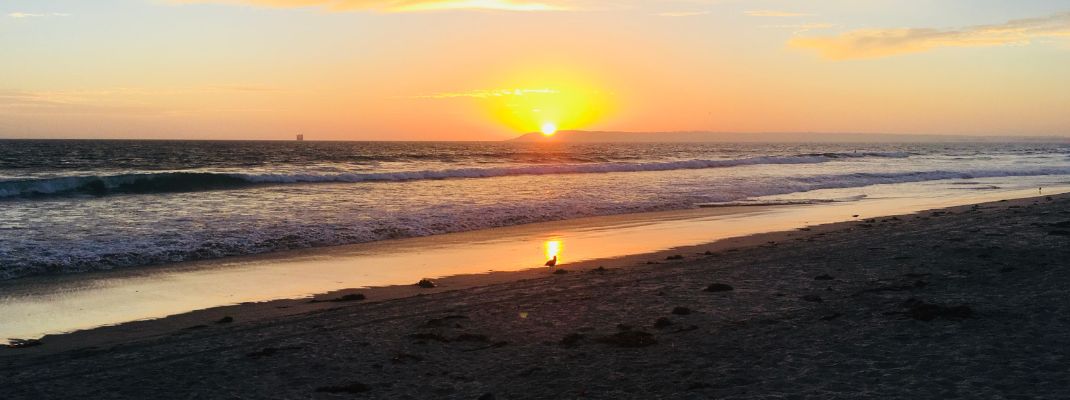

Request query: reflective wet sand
[{"left": 1, "top": 183, "right": 1067, "bottom": 342}]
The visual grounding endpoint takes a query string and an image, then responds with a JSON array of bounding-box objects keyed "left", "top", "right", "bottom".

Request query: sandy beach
[
  {"left": 6, "top": 1, "right": 1070, "bottom": 398},
  {"left": 2, "top": 193, "right": 1069, "bottom": 398}
]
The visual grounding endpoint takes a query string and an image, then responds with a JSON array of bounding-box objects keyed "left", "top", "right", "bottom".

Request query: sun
[{"left": 541, "top": 122, "right": 558, "bottom": 136}]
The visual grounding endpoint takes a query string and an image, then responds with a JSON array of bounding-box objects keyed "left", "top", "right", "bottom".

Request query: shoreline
[
  {"left": 1, "top": 188, "right": 1064, "bottom": 353},
  {"left": 4, "top": 192, "right": 1069, "bottom": 398},
  {"left": 3, "top": 193, "right": 1070, "bottom": 397},
  {"left": 0, "top": 182, "right": 1063, "bottom": 346}
]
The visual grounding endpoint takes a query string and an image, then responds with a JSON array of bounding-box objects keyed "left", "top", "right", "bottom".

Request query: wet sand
[
  {"left": 3, "top": 184, "right": 1065, "bottom": 344},
  {"left": 3, "top": 193, "right": 1070, "bottom": 398}
]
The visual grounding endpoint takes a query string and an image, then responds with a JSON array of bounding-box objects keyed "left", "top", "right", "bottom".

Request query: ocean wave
[
  {"left": 795, "top": 151, "right": 913, "bottom": 159},
  {"left": 0, "top": 153, "right": 904, "bottom": 199},
  {"left": 3, "top": 166, "right": 1069, "bottom": 281},
  {"left": 0, "top": 173, "right": 251, "bottom": 199},
  {"left": 792, "top": 168, "right": 1070, "bottom": 186}
]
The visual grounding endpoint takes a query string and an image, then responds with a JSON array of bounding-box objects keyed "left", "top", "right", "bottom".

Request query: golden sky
[{"left": 2, "top": 0, "right": 1069, "bottom": 140}]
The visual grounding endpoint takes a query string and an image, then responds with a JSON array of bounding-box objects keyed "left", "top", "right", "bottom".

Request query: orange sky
[{"left": 2, "top": 1, "right": 1069, "bottom": 140}]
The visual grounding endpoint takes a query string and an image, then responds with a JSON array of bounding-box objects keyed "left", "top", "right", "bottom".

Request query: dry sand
[{"left": 3, "top": 194, "right": 1070, "bottom": 399}]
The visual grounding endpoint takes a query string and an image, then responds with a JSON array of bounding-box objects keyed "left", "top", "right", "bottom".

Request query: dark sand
[{"left": 4, "top": 194, "right": 1070, "bottom": 399}]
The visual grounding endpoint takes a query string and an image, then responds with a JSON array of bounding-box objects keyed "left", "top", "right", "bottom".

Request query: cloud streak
[
  {"left": 7, "top": 12, "right": 71, "bottom": 18},
  {"left": 172, "top": 0, "right": 571, "bottom": 12},
  {"left": 746, "top": 10, "right": 812, "bottom": 17},
  {"left": 763, "top": 23, "right": 834, "bottom": 35},
  {"left": 790, "top": 12, "right": 1070, "bottom": 60},
  {"left": 408, "top": 88, "right": 560, "bottom": 99},
  {"left": 656, "top": 11, "right": 710, "bottom": 18}
]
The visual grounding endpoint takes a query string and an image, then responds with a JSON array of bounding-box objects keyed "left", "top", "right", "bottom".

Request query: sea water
[{"left": 1, "top": 140, "right": 1068, "bottom": 281}]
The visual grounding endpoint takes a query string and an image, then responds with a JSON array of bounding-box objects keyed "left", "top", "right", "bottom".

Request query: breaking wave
[{"left": 0, "top": 153, "right": 908, "bottom": 199}]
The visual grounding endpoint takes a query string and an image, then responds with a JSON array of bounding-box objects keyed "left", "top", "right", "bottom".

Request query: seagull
[{"left": 545, "top": 255, "right": 558, "bottom": 268}]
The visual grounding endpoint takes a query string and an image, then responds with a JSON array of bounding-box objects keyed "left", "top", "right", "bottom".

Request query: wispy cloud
[
  {"left": 0, "top": 86, "right": 285, "bottom": 118},
  {"left": 0, "top": 90, "right": 160, "bottom": 116},
  {"left": 763, "top": 23, "right": 835, "bottom": 35},
  {"left": 745, "top": 10, "right": 812, "bottom": 18},
  {"left": 7, "top": 12, "right": 71, "bottom": 18},
  {"left": 0, "top": 86, "right": 281, "bottom": 109},
  {"left": 408, "top": 88, "right": 560, "bottom": 99},
  {"left": 172, "top": 0, "right": 571, "bottom": 12},
  {"left": 789, "top": 12, "right": 1070, "bottom": 60},
  {"left": 656, "top": 11, "right": 709, "bottom": 18},
  {"left": 211, "top": 85, "right": 284, "bottom": 92}
]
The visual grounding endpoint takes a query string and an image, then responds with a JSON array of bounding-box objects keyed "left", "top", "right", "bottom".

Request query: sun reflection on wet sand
[{"left": 545, "top": 239, "right": 562, "bottom": 265}]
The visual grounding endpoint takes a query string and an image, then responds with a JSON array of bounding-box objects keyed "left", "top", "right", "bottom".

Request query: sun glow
[
  {"left": 541, "top": 122, "right": 557, "bottom": 136},
  {"left": 484, "top": 68, "right": 613, "bottom": 135}
]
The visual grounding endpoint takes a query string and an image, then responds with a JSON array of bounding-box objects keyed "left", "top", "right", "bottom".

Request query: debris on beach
[
  {"left": 423, "top": 315, "right": 468, "bottom": 328},
  {"left": 5, "top": 338, "right": 42, "bottom": 349},
  {"left": 416, "top": 279, "right": 437, "bottom": 288},
  {"left": 901, "top": 299, "right": 974, "bottom": 321},
  {"left": 802, "top": 295, "right": 823, "bottom": 303},
  {"left": 666, "top": 254, "right": 685, "bottom": 260},
  {"left": 596, "top": 331, "right": 657, "bottom": 348},
  {"left": 703, "top": 283, "right": 734, "bottom": 292},
  {"left": 671, "top": 306, "right": 692, "bottom": 315},
  {"left": 820, "top": 313, "right": 844, "bottom": 321},
  {"left": 654, "top": 317, "right": 673, "bottom": 329},
  {"left": 215, "top": 316, "right": 234, "bottom": 324},
  {"left": 391, "top": 353, "right": 423, "bottom": 364},
  {"left": 454, "top": 333, "right": 490, "bottom": 343},
  {"left": 308, "top": 293, "right": 366, "bottom": 303},
  {"left": 560, "top": 333, "right": 586, "bottom": 347},
  {"left": 851, "top": 280, "right": 927, "bottom": 297},
  {"left": 315, "top": 382, "right": 371, "bottom": 394},
  {"left": 552, "top": 269, "right": 568, "bottom": 275},
  {"left": 409, "top": 333, "right": 450, "bottom": 342},
  {"left": 246, "top": 346, "right": 302, "bottom": 359},
  {"left": 669, "top": 325, "right": 700, "bottom": 334},
  {"left": 334, "top": 294, "right": 366, "bottom": 302}
]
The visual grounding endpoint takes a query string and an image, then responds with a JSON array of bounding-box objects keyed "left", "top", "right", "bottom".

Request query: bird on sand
[{"left": 545, "top": 256, "right": 558, "bottom": 267}]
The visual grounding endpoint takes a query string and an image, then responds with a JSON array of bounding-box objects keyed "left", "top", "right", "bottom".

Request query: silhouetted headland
[{"left": 511, "top": 130, "right": 1070, "bottom": 143}]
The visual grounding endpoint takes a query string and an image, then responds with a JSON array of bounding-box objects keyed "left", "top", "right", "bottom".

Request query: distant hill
[{"left": 510, "top": 130, "right": 1069, "bottom": 143}]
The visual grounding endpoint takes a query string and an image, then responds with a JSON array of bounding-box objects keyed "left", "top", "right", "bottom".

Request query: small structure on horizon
[{"left": 296, "top": 134, "right": 304, "bottom": 141}]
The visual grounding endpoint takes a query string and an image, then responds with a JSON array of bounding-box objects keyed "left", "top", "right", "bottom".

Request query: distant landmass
[{"left": 511, "top": 130, "right": 1069, "bottom": 143}]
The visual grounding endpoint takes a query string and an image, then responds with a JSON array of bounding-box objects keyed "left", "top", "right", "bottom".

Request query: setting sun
[
  {"left": 480, "top": 67, "right": 614, "bottom": 135},
  {"left": 541, "top": 122, "right": 557, "bottom": 136}
]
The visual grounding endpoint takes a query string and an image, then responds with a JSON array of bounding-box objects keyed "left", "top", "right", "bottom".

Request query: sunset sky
[{"left": 2, "top": 0, "right": 1069, "bottom": 140}]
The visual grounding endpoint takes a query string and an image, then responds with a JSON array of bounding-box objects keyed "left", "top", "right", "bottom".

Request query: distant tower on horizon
[{"left": 296, "top": 134, "right": 304, "bottom": 141}]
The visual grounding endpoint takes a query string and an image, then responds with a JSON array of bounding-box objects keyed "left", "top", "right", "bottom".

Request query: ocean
[{"left": 2, "top": 140, "right": 1069, "bottom": 281}]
